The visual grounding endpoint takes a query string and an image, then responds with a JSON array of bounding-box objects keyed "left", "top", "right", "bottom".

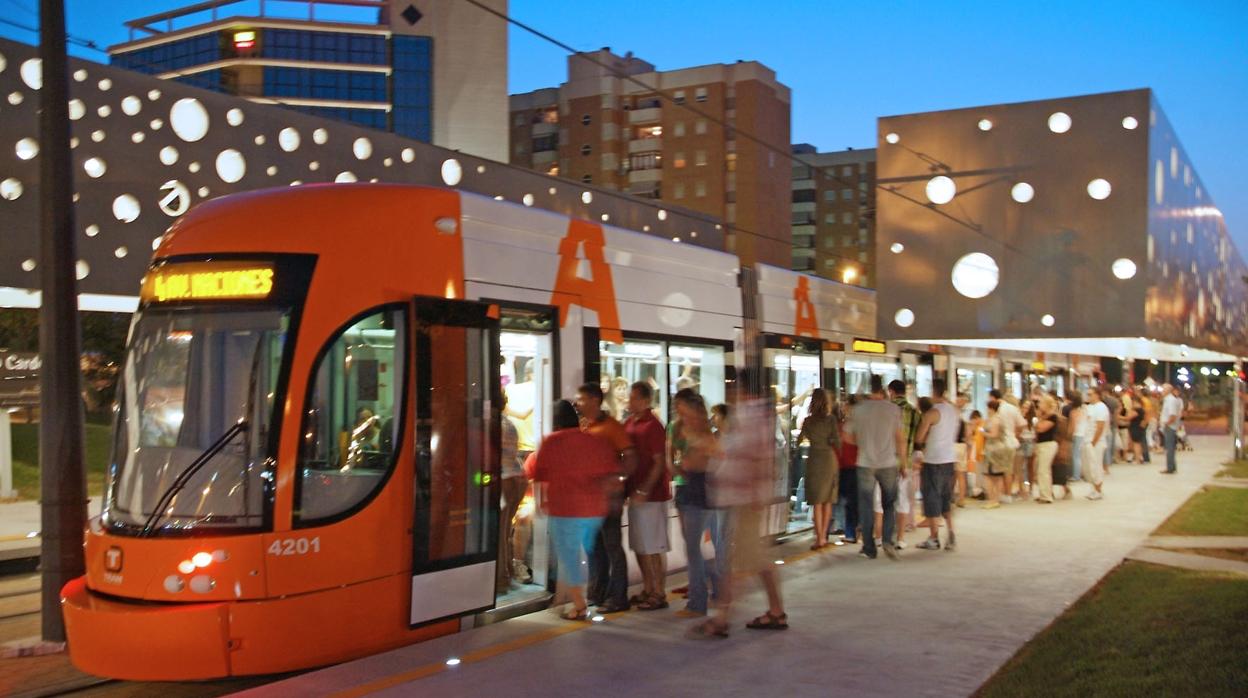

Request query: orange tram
[{"left": 62, "top": 184, "right": 878, "bottom": 680}]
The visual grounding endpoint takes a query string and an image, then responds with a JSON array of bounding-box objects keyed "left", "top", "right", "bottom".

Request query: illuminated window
[
  {"left": 673, "top": 152, "right": 687, "bottom": 168},
  {"left": 726, "top": 153, "right": 737, "bottom": 172}
]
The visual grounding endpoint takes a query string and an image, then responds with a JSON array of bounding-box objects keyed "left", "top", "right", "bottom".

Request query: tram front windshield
[{"left": 107, "top": 306, "right": 289, "bottom": 533}]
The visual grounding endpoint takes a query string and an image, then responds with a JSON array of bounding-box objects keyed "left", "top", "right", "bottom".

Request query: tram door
[
  {"left": 409, "top": 298, "right": 501, "bottom": 627},
  {"left": 765, "top": 345, "right": 821, "bottom": 534},
  {"left": 498, "top": 308, "right": 556, "bottom": 602}
]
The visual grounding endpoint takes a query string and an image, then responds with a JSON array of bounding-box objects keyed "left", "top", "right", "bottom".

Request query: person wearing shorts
[
  {"left": 624, "top": 382, "right": 672, "bottom": 611},
  {"left": 914, "top": 379, "right": 959, "bottom": 551}
]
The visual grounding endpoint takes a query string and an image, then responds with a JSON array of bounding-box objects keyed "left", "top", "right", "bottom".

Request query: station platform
[{"left": 236, "top": 437, "right": 1231, "bottom": 698}]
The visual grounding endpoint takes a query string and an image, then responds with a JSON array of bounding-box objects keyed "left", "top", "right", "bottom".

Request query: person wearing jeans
[
  {"left": 844, "top": 376, "right": 905, "bottom": 560},
  {"left": 671, "top": 388, "right": 721, "bottom": 617},
  {"left": 1160, "top": 383, "right": 1183, "bottom": 474}
]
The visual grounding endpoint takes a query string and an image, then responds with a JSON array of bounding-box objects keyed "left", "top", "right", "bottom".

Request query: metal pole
[
  {"left": 38, "top": 0, "right": 87, "bottom": 644},
  {"left": 1234, "top": 361, "right": 1243, "bottom": 461}
]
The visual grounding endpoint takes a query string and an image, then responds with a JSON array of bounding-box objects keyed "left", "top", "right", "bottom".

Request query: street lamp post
[{"left": 38, "top": 0, "right": 87, "bottom": 643}]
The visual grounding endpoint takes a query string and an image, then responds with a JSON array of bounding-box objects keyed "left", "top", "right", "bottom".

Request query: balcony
[
  {"left": 629, "top": 137, "right": 662, "bottom": 154},
  {"left": 629, "top": 107, "right": 662, "bottom": 124},
  {"left": 532, "top": 150, "right": 556, "bottom": 166},
  {"left": 532, "top": 121, "right": 557, "bottom": 138},
  {"left": 628, "top": 169, "right": 662, "bottom": 184}
]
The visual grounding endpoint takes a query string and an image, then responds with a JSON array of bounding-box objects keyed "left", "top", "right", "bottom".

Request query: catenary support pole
[{"left": 38, "top": 0, "right": 87, "bottom": 643}]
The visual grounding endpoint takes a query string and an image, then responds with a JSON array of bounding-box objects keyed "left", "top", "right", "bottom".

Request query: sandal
[
  {"left": 810, "top": 541, "right": 824, "bottom": 551},
  {"left": 628, "top": 593, "right": 648, "bottom": 606},
  {"left": 688, "top": 618, "right": 730, "bottom": 639},
  {"left": 745, "top": 611, "right": 789, "bottom": 630},
  {"left": 559, "top": 607, "right": 589, "bottom": 621},
  {"left": 637, "top": 593, "right": 669, "bottom": 611}
]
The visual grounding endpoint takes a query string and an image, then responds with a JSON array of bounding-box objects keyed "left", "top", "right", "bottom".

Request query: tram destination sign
[
  {"left": 140, "top": 261, "right": 276, "bottom": 304},
  {"left": 0, "top": 350, "right": 40, "bottom": 408}
]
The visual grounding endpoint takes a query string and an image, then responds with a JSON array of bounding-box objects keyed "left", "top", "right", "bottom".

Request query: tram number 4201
[{"left": 267, "top": 537, "right": 321, "bottom": 556}]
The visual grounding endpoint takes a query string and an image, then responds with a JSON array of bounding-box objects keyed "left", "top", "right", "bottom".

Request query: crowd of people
[{"left": 502, "top": 370, "right": 1189, "bottom": 636}]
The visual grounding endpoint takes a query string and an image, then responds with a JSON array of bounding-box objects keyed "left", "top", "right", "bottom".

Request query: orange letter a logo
[
  {"left": 794, "top": 276, "right": 819, "bottom": 338},
  {"left": 551, "top": 219, "right": 623, "bottom": 343}
]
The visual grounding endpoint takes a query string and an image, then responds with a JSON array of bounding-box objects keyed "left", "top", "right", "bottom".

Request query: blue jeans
[
  {"left": 1164, "top": 426, "right": 1178, "bottom": 473},
  {"left": 834, "top": 467, "right": 859, "bottom": 539},
  {"left": 857, "top": 467, "right": 898, "bottom": 554},
  {"left": 550, "top": 516, "right": 603, "bottom": 587},
  {"left": 1071, "top": 435, "right": 1086, "bottom": 481},
  {"left": 678, "top": 504, "right": 721, "bottom": 613}
]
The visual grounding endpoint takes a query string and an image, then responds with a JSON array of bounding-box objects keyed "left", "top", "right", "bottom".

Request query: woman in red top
[{"left": 527, "top": 399, "right": 620, "bottom": 620}]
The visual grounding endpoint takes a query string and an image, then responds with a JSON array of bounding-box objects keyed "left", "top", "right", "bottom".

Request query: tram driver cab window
[{"left": 297, "top": 306, "right": 406, "bottom": 523}]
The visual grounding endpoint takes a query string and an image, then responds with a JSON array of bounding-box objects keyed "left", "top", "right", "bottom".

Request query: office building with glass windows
[{"left": 107, "top": 0, "right": 507, "bottom": 160}]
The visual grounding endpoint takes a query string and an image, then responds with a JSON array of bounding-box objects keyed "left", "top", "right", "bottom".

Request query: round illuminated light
[
  {"left": 121, "top": 95, "right": 141, "bottom": 115},
  {"left": 191, "top": 551, "right": 213, "bottom": 568},
  {"left": 152, "top": 236, "right": 163, "bottom": 250},
  {"left": 1200, "top": 366, "right": 1210, "bottom": 376},
  {"left": 159, "top": 146, "right": 179, "bottom": 166},
  {"left": 885, "top": 132, "right": 900, "bottom": 144},
  {"left": 383, "top": 157, "right": 392, "bottom": 167},
  {"left": 581, "top": 191, "right": 593, "bottom": 204},
  {"left": 1047, "top": 111, "right": 1072, "bottom": 133},
  {"left": 91, "top": 130, "right": 105, "bottom": 142},
  {"left": 189, "top": 575, "right": 215, "bottom": 594},
  {"left": 1111, "top": 258, "right": 1137, "bottom": 280},
  {"left": 19, "top": 58, "right": 41, "bottom": 90},
  {"left": 977, "top": 118, "right": 993, "bottom": 131},
  {"left": 335, "top": 171, "right": 358, "bottom": 183},
  {"left": 214, "top": 149, "right": 246, "bottom": 184},
  {"left": 211, "top": 550, "right": 228, "bottom": 563},
  {"left": 226, "top": 108, "right": 244, "bottom": 126},
  {"left": 951, "top": 252, "right": 1000, "bottom": 299},
  {"left": 69, "top": 137, "right": 78, "bottom": 149},
  {"left": 890, "top": 242, "right": 904, "bottom": 254},
  {"left": 446, "top": 658, "right": 461, "bottom": 667},
  {"left": 254, "top": 135, "right": 265, "bottom": 145},
  {"left": 657, "top": 209, "right": 668, "bottom": 221},
  {"left": 73, "top": 69, "right": 88, "bottom": 82},
  {"left": 169, "top": 98, "right": 210, "bottom": 142},
  {"left": 114, "top": 246, "right": 128, "bottom": 258},
  {"left": 198, "top": 186, "right": 210, "bottom": 198},
  {"left": 147, "top": 89, "right": 161, "bottom": 101},
  {"left": 7, "top": 91, "right": 20, "bottom": 105},
  {"left": 493, "top": 195, "right": 504, "bottom": 201},
  {"left": 67, "top": 98, "right": 84, "bottom": 120},
  {"left": 1213, "top": 368, "right": 1222, "bottom": 376},
  {"left": 476, "top": 165, "right": 486, "bottom": 175},
  {"left": 83, "top": 157, "right": 106, "bottom": 178},
  {"left": 75, "top": 260, "right": 89, "bottom": 280},
  {"left": 97, "top": 78, "right": 112, "bottom": 91},
  {"left": 21, "top": 258, "right": 35, "bottom": 272},
  {"left": 522, "top": 193, "right": 534, "bottom": 207},
  {"left": 600, "top": 213, "right": 609, "bottom": 222},
  {"left": 97, "top": 105, "right": 111, "bottom": 118},
  {"left": 278, "top": 127, "right": 300, "bottom": 152},
  {"left": 312, "top": 128, "right": 328, "bottom": 145},
  {"left": 188, "top": 161, "right": 201, "bottom": 173},
  {"left": 84, "top": 224, "right": 99, "bottom": 237},
  {"left": 1122, "top": 116, "right": 1138, "bottom": 130},
  {"left": 163, "top": 575, "right": 185, "bottom": 593},
  {"left": 1041, "top": 314, "right": 1055, "bottom": 327},
  {"left": 401, "top": 147, "right": 415, "bottom": 163},
  {"left": 150, "top": 118, "right": 163, "bottom": 130},
  {"left": 111, "top": 194, "right": 140, "bottom": 223},
  {"left": 440, "top": 158, "right": 463, "bottom": 186},
  {"left": 925, "top": 175, "right": 956, "bottom": 205},
  {"left": 131, "top": 132, "right": 145, "bottom": 144},
  {"left": 289, "top": 180, "right": 302, "bottom": 186},
  {"left": 15, "top": 137, "right": 38, "bottom": 160},
  {"left": 266, "top": 165, "right": 277, "bottom": 176},
  {"left": 353, "top": 137, "right": 372, "bottom": 160},
  {"left": 894, "top": 308, "right": 915, "bottom": 328},
  {"left": 548, "top": 187, "right": 557, "bottom": 195},
  {"left": 1087, "top": 178, "right": 1112, "bottom": 200},
  {"left": 672, "top": 236, "right": 681, "bottom": 243},
  {"left": 1011, "top": 182, "right": 1035, "bottom": 203},
  {"left": 1, "top": 177, "right": 23, "bottom": 200}
]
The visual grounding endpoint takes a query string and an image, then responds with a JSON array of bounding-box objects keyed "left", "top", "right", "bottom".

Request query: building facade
[
  {"left": 790, "top": 145, "right": 876, "bottom": 287},
  {"left": 107, "top": 0, "right": 507, "bottom": 161},
  {"left": 509, "top": 48, "right": 792, "bottom": 268}
]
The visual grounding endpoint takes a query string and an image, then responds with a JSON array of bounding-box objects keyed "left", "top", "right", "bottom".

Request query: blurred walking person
[
  {"left": 673, "top": 389, "right": 722, "bottom": 618},
  {"left": 527, "top": 400, "right": 621, "bottom": 620}
]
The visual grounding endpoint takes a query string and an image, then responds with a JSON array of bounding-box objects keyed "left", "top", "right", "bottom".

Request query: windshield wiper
[{"left": 139, "top": 419, "right": 249, "bottom": 537}]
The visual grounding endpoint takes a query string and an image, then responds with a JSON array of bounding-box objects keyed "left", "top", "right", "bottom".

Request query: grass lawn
[
  {"left": 977, "top": 561, "right": 1248, "bottom": 697},
  {"left": 7, "top": 422, "right": 112, "bottom": 500},
  {"left": 1153, "top": 486, "right": 1248, "bottom": 537},
  {"left": 1216, "top": 460, "right": 1248, "bottom": 478}
]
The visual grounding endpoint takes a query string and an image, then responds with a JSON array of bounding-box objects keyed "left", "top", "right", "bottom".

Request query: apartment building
[
  {"left": 108, "top": 0, "right": 508, "bottom": 161},
  {"left": 509, "top": 48, "right": 792, "bottom": 267},
  {"left": 790, "top": 145, "right": 876, "bottom": 287}
]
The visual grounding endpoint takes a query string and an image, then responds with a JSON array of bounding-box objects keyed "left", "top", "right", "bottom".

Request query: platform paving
[{"left": 235, "top": 436, "right": 1231, "bottom": 698}]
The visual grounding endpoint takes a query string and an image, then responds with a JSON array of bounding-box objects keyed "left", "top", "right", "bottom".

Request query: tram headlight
[
  {"left": 164, "top": 575, "right": 185, "bottom": 593},
  {"left": 177, "top": 560, "right": 196, "bottom": 574},
  {"left": 192, "top": 551, "right": 214, "bottom": 568},
  {"left": 189, "top": 575, "right": 216, "bottom": 594}
]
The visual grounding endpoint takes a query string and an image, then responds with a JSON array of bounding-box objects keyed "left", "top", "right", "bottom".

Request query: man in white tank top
[{"left": 913, "top": 379, "right": 961, "bottom": 551}]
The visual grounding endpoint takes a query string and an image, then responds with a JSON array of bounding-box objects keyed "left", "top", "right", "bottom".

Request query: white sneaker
[{"left": 1086, "top": 491, "right": 1104, "bottom": 501}]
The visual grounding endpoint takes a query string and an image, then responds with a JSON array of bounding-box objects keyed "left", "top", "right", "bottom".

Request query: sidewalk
[
  {"left": 237, "top": 436, "right": 1231, "bottom": 698},
  {"left": 0, "top": 498, "right": 103, "bottom": 563}
]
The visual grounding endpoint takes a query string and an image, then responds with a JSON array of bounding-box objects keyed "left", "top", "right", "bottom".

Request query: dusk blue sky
[{"left": 3, "top": 1, "right": 1246, "bottom": 249}]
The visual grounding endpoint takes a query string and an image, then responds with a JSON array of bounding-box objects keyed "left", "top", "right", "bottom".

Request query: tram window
[
  {"left": 668, "top": 343, "right": 725, "bottom": 411},
  {"left": 296, "top": 306, "right": 406, "bottom": 523},
  {"left": 599, "top": 339, "right": 666, "bottom": 420}
]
